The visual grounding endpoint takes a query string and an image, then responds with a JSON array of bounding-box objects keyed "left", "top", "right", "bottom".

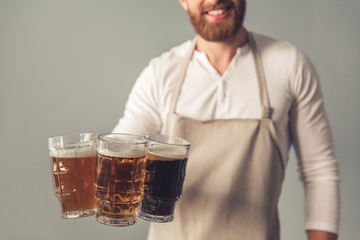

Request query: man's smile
[{"left": 203, "top": 7, "right": 231, "bottom": 21}]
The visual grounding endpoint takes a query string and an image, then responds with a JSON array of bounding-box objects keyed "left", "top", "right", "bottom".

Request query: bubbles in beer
[
  {"left": 95, "top": 154, "right": 146, "bottom": 220},
  {"left": 51, "top": 153, "right": 97, "bottom": 214}
]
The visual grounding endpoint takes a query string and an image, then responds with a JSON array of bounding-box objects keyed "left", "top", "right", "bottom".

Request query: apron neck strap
[
  {"left": 168, "top": 36, "right": 197, "bottom": 115},
  {"left": 248, "top": 32, "right": 271, "bottom": 119},
  {"left": 169, "top": 32, "right": 271, "bottom": 119}
]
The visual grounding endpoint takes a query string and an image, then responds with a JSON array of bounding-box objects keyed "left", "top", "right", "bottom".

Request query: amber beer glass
[
  {"left": 48, "top": 133, "right": 98, "bottom": 219},
  {"left": 139, "top": 134, "right": 190, "bottom": 223},
  {"left": 95, "top": 133, "right": 147, "bottom": 226}
]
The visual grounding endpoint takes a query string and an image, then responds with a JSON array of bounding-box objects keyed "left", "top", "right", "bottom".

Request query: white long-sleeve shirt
[{"left": 113, "top": 32, "right": 340, "bottom": 234}]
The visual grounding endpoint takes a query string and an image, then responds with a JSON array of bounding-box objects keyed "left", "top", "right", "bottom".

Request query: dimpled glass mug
[
  {"left": 48, "top": 133, "right": 98, "bottom": 219},
  {"left": 95, "top": 133, "right": 147, "bottom": 227},
  {"left": 139, "top": 134, "right": 190, "bottom": 223}
]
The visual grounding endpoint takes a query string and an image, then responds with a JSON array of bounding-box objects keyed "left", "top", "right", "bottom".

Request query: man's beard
[{"left": 189, "top": 0, "right": 246, "bottom": 42}]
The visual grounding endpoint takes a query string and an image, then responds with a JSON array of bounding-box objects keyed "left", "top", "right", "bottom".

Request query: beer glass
[
  {"left": 139, "top": 134, "right": 190, "bottom": 223},
  {"left": 48, "top": 133, "right": 98, "bottom": 219},
  {"left": 95, "top": 133, "right": 147, "bottom": 227}
]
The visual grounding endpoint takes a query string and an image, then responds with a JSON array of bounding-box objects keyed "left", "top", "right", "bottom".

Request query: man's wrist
[{"left": 306, "top": 229, "right": 338, "bottom": 240}]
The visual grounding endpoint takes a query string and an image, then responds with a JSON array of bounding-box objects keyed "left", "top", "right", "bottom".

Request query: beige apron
[{"left": 148, "top": 33, "right": 285, "bottom": 240}]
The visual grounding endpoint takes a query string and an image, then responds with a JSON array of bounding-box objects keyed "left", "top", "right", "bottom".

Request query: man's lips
[
  {"left": 203, "top": 6, "right": 230, "bottom": 14},
  {"left": 202, "top": 7, "right": 231, "bottom": 20}
]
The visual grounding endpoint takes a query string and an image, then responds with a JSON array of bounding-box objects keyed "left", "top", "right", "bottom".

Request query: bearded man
[{"left": 113, "top": 0, "right": 340, "bottom": 239}]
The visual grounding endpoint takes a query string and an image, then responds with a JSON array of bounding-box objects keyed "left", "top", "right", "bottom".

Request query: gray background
[{"left": 0, "top": 0, "right": 359, "bottom": 239}]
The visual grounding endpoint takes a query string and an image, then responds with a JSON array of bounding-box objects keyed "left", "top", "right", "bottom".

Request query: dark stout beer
[
  {"left": 95, "top": 154, "right": 146, "bottom": 221},
  {"left": 141, "top": 152, "right": 188, "bottom": 216}
]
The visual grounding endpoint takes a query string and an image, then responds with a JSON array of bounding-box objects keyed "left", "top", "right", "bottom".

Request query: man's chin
[
  {"left": 191, "top": 16, "right": 242, "bottom": 42},
  {"left": 197, "top": 25, "right": 241, "bottom": 42}
]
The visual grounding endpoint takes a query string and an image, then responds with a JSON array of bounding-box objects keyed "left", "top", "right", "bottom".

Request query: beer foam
[
  {"left": 97, "top": 148, "right": 146, "bottom": 158},
  {"left": 50, "top": 144, "right": 96, "bottom": 158},
  {"left": 147, "top": 145, "right": 188, "bottom": 161}
]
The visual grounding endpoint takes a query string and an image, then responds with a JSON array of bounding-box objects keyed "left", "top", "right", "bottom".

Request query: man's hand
[{"left": 307, "top": 230, "right": 338, "bottom": 240}]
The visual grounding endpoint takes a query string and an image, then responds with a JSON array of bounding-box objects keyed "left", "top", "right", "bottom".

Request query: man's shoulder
[
  {"left": 251, "top": 31, "right": 312, "bottom": 69},
  {"left": 149, "top": 39, "right": 194, "bottom": 68},
  {"left": 139, "top": 39, "right": 194, "bottom": 87},
  {"left": 251, "top": 31, "right": 299, "bottom": 55}
]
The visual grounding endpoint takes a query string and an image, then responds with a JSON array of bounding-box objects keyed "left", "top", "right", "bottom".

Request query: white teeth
[{"left": 207, "top": 9, "right": 225, "bottom": 16}]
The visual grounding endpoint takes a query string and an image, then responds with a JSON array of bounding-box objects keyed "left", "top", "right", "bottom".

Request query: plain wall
[{"left": 0, "top": 0, "right": 359, "bottom": 239}]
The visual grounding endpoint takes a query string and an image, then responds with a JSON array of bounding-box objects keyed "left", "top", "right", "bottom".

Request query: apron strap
[
  {"left": 248, "top": 33, "right": 271, "bottom": 119},
  {"left": 168, "top": 36, "right": 198, "bottom": 114},
  {"left": 169, "top": 32, "right": 271, "bottom": 119}
]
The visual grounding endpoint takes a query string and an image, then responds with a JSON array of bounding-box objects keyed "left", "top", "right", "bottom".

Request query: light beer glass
[
  {"left": 48, "top": 133, "right": 98, "bottom": 219},
  {"left": 139, "top": 134, "right": 190, "bottom": 223},
  {"left": 95, "top": 133, "right": 147, "bottom": 227}
]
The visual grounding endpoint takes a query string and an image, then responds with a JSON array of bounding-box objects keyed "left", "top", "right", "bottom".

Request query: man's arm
[
  {"left": 112, "top": 64, "right": 162, "bottom": 135},
  {"left": 307, "top": 230, "right": 337, "bottom": 240},
  {"left": 289, "top": 50, "right": 340, "bottom": 235}
]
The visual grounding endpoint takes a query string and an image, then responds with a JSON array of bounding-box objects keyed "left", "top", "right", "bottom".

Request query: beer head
[
  {"left": 145, "top": 134, "right": 190, "bottom": 161},
  {"left": 97, "top": 133, "right": 147, "bottom": 158},
  {"left": 147, "top": 145, "right": 189, "bottom": 161},
  {"left": 49, "top": 145, "right": 96, "bottom": 158},
  {"left": 48, "top": 133, "right": 97, "bottom": 157}
]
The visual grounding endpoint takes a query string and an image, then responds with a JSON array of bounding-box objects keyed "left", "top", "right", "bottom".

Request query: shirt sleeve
[
  {"left": 112, "top": 63, "right": 162, "bottom": 135},
  {"left": 289, "top": 50, "right": 340, "bottom": 234}
]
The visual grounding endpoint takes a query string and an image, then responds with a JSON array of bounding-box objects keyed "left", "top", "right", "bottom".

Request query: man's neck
[{"left": 196, "top": 26, "right": 248, "bottom": 76}]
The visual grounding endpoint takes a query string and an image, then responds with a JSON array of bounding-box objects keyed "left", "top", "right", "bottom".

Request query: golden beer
[{"left": 95, "top": 154, "right": 146, "bottom": 222}]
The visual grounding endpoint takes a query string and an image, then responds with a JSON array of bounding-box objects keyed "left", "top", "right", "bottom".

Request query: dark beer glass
[
  {"left": 139, "top": 134, "right": 190, "bottom": 223},
  {"left": 95, "top": 133, "right": 147, "bottom": 227},
  {"left": 48, "top": 133, "right": 98, "bottom": 219}
]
